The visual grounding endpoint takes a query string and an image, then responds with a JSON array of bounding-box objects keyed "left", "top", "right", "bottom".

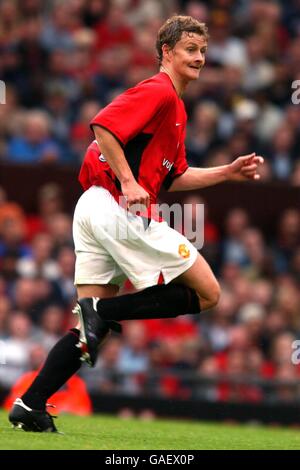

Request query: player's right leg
[
  {"left": 9, "top": 284, "right": 118, "bottom": 432},
  {"left": 73, "top": 284, "right": 122, "bottom": 367}
]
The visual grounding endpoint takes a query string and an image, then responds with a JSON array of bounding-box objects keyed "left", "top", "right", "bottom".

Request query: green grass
[{"left": 0, "top": 410, "right": 300, "bottom": 450}]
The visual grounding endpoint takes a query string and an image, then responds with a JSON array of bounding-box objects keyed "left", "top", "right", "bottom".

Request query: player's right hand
[{"left": 121, "top": 179, "right": 150, "bottom": 209}]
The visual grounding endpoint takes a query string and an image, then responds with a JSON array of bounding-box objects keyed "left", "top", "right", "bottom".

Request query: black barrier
[
  {"left": 1, "top": 383, "right": 300, "bottom": 425},
  {"left": 90, "top": 392, "right": 300, "bottom": 425}
]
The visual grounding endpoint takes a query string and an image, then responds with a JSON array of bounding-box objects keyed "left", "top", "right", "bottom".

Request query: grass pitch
[{"left": 0, "top": 410, "right": 300, "bottom": 450}]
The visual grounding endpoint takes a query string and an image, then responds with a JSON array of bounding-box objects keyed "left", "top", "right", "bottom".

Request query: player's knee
[
  {"left": 199, "top": 281, "right": 220, "bottom": 310},
  {"left": 208, "top": 281, "right": 221, "bottom": 308}
]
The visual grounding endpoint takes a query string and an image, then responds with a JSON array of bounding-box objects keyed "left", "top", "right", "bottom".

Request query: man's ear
[{"left": 162, "top": 43, "right": 172, "bottom": 62}]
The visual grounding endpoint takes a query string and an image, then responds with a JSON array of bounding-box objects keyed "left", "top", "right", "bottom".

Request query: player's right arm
[
  {"left": 93, "top": 126, "right": 150, "bottom": 208},
  {"left": 91, "top": 80, "right": 173, "bottom": 208}
]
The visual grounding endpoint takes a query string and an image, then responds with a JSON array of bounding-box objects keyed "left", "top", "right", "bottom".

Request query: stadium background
[{"left": 0, "top": 0, "right": 299, "bottom": 424}]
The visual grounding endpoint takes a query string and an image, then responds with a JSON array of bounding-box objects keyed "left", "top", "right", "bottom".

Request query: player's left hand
[{"left": 227, "top": 153, "right": 264, "bottom": 182}]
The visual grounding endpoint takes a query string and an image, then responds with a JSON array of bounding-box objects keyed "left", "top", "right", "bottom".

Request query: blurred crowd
[
  {"left": 0, "top": 0, "right": 300, "bottom": 408},
  {"left": 0, "top": 179, "right": 299, "bottom": 406},
  {"left": 0, "top": 0, "right": 300, "bottom": 183}
]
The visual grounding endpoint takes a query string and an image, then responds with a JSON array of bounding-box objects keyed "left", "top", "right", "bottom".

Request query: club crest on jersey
[
  {"left": 178, "top": 244, "right": 190, "bottom": 259},
  {"left": 99, "top": 154, "right": 106, "bottom": 163},
  {"left": 163, "top": 158, "right": 174, "bottom": 171}
]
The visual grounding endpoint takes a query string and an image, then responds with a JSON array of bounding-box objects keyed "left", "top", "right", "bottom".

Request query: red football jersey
[{"left": 78, "top": 72, "right": 188, "bottom": 219}]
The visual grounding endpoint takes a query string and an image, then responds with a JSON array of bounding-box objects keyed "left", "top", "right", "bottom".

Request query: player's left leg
[
  {"left": 73, "top": 191, "right": 219, "bottom": 366},
  {"left": 75, "top": 257, "right": 219, "bottom": 370},
  {"left": 172, "top": 252, "right": 221, "bottom": 311},
  {"left": 76, "top": 252, "right": 220, "bottom": 330}
]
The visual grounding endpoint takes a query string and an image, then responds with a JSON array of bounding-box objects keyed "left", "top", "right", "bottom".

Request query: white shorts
[{"left": 73, "top": 186, "right": 198, "bottom": 290}]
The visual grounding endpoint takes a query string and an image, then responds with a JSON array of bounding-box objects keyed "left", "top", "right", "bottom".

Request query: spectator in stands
[
  {"left": 25, "top": 183, "right": 65, "bottom": 242},
  {"left": 0, "top": 0, "right": 21, "bottom": 48},
  {"left": 272, "top": 363, "right": 300, "bottom": 403},
  {"left": 3, "top": 343, "right": 92, "bottom": 416},
  {"left": 70, "top": 100, "right": 101, "bottom": 163},
  {"left": 16, "top": 232, "right": 59, "bottom": 281},
  {"left": 80, "top": 336, "right": 123, "bottom": 393},
  {"left": 271, "top": 332, "right": 298, "bottom": 367},
  {"left": 0, "top": 295, "right": 10, "bottom": 339},
  {"left": 0, "top": 205, "right": 30, "bottom": 273},
  {"left": 186, "top": 101, "right": 221, "bottom": 166},
  {"left": 273, "top": 209, "right": 300, "bottom": 273},
  {"left": 53, "top": 246, "right": 76, "bottom": 306},
  {"left": 201, "top": 289, "right": 238, "bottom": 352},
  {"left": 94, "top": 2, "right": 134, "bottom": 51},
  {"left": 240, "top": 227, "right": 270, "bottom": 279},
  {"left": 7, "top": 111, "right": 62, "bottom": 164},
  {"left": 119, "top": 322, "right": 150, "bottom": 395},
  {"left": 35, "top": 304, "right": 66, "bottom": 351},
  {"left": 46, "top": 212, "right": 73, "bottom": 254},
  {"left": 269, "top": 125, "right": 297, "bottom": 181},
  {"left": 238, "top": 302, "right": 265, "bottom": 347},
  {"left": 0, "top": 311, "right": 33, "bottom": 388},
  {"left": 222, "top": 208, "right": 250, "bottom": 265}
]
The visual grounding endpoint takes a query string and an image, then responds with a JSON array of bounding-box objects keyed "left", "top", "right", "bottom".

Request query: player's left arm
[{"left": 168, "top": 153, "right": 264, "bottom": 192}]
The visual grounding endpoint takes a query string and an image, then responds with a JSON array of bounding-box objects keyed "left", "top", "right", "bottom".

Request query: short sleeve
[{"left": 91, "top": 82, "right": 173, "bottom": 146}]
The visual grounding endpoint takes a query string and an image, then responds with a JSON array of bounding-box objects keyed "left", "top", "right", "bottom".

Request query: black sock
[
  {"left": 97, "top": 283, "right": 200, "bottom": 321},
  {"left": 21, "top": 328, "right": 82, "bottom": 410}
]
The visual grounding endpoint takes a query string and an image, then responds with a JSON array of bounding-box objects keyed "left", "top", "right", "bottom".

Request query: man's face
[{"left": 164, "top": 32, "right": 207, "bottom": 82}]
